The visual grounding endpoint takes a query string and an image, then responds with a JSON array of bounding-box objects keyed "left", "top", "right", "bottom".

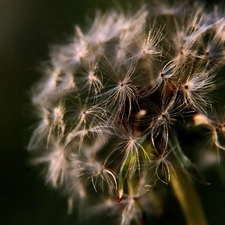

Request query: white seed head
[{"left": 28, "top": 1, "right": 225, "bottom": 224}]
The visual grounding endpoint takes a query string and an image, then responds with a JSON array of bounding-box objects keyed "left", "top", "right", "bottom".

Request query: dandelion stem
[{"left": 170, "top": 170, "right": 208, "bottom": 225}]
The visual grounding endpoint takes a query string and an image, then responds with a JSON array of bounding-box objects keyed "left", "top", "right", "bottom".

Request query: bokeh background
[{"left": 1, "top": 0, "right": 225, "bottom": 224}]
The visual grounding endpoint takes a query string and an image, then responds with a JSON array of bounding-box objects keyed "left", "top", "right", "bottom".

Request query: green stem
[{"left": 170, "top": 170, "right": 208, "bottom": 225}]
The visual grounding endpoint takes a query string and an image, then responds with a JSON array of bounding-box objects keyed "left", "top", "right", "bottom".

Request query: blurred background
[{"left": 1, "top": 0, "right": 225, "bottom": 224}]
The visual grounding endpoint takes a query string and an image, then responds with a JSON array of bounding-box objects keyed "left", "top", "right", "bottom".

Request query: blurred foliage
[{"left": 1, "top": 0, "right": 225, "bottom": 224}]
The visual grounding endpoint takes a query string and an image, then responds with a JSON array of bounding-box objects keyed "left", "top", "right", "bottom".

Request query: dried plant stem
[{"left": 170, "top": 171, "right": 208, "bottom": 225}]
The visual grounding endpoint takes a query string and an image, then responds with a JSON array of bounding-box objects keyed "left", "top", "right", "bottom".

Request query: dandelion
[{"left": 29, "top": 1, "right": 225, "bottom": 225}]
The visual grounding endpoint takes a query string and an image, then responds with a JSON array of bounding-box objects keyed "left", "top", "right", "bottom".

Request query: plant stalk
[{"left": 170, "top": 171, "right": 208, "bottom": 225}]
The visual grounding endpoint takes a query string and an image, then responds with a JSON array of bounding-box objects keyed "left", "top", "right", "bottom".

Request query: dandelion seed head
[{"left": 28, "top": 1, "right": 225, "bottom": 224}]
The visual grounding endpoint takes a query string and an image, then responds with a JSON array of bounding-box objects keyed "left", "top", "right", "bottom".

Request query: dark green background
[{"left": 1, "top": 0, "right": 225, "bottom": 224}]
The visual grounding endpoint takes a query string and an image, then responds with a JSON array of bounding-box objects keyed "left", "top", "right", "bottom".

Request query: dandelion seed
[
  {"left": 33, "top": 140, "right": 68, "bottom": 187},
  {"left": 79, "top": 160, "right": 117, "bottom": 193},
  {"left": 169, "top": 5, "right": 212, "bottom": 68},
  {"left": 143, "top": 91, "right": 183, "bottom": 149},
  {"left": 99, "top": 58, "right": 140, "bottom": 120},
  {"left": 132, "top": 23, "right": 164, "bottom": 61},
  {"left": 198, "top": 27, "right": 225, "bottom": 71},
  {"left": 28, "top": 106, "right": 50, "bottom": 149},
  {"left": 118, "top": 129, "right": 150, "bottom": 174},
  {"left": 144, "top": 61, "right": 176, "bottom": 95},
  {"left": 194, "top": 111, "right": 225, "bottom": 152},
  {"left": 120, "top": 176, "right": 151, "bottom": 225},
  {"left": 214, "top": 18, "right": 225, "bottom": 41},
  {"left": 148, "top": 148, "right": 176, "bottom": 184},
  {"left": 74, "top": 61, "right": 103, "bottom": 97},
  {"left": 178, "top": 66, "right": 216, "bottom": 112},
  {"left": 47, "top": 103, "right": 65, "bottom": 145}
]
